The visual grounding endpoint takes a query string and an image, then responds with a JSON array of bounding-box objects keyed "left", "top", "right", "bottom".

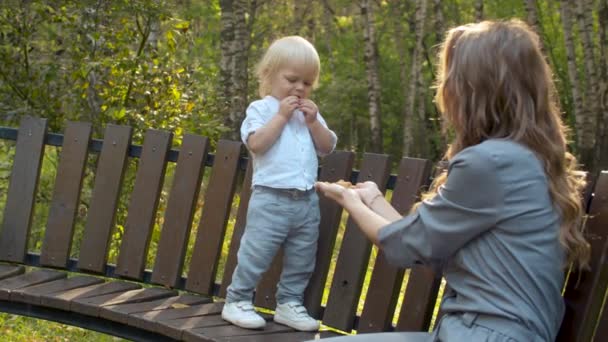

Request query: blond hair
[
  {"left": 255, "top": 36, "right": 320, "bottom": 97},
  {"left": 429, "top": 19, "right": 590, "bottom": 270}
]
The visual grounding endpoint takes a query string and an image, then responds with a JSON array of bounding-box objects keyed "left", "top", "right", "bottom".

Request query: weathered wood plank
[
  {"left": 219, "top": 159, "right": 253, "bottom": 298},
  {"left": 115, "top": 129, "right": 173, "bottom": 280},
  {"left": 129, "top": 302, "right": 224, "bottom": 332},
  {"left": 40, "top": 281, "right": 141, "bottom": 311},
  {"left": 9, "top": 275, "right": 103, "bottom": 305},
  {"left": 186, "top": 140, "right": 242, "bottom": 295},
  {"left": 183, "top": 322, "right": 292, "bottom": 342},
  {"left": 40, "top": 121, "right": 92, "bottom": 268},
  {"left": 213, "top": 331, "right": 341, "bottom": 342},
  {"left": 0, "top": 116, "right": 48, "bottom": 262},
  {"left": 71, "top": 287, "right": 177, "bottom": 317},
  {"left": 152, "top": 134, "right": 209, "bottom": 287},
  {"left": 78, "top": 124, "right": 132, "bottom": 273},
  {"left": 100, "top": 293, "right": 211, "bottom": 324},
  {"left": 157, "top": 315, "right": 228, "bottom": 340},
  {"left": 359, "top": 158, "right": 433, "bottom": 333},
  {"left": 0, "top": 264, "right": 25, "bottom": 280},
  {"left": 0, "top": 269, "right": 66, "bottom": 300},
  {"left": 322, "top": 153, "right": 391, "bottom": 332}
]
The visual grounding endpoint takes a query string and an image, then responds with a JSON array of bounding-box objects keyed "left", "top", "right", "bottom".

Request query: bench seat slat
[
  {"left": 71, "top": 287, "right": 178, "bottom": 317},
  {"left": 216, "top": 331, "right": 340, "bottom": 342},
  {"left": 115, "top": 129, "right": 173, "bottom": 280},
  {"left": 158, "top": 315, "right": 229, "bottom": 340},
  {"left": 219, "top": 159, "right": 253, "bottom": 298},
  {"left": 78, "top": 124, "right": 132, "bottom": 273},
  {"left": 100, "top": 293, "right": 211, "bottom": 324},
  {"left": 186, "top": 140, "right": 242, "bottom": 295},
  {"left": 129, "top": 302, "right": 224, "bottom": 332},
  {"left": 10, "top": 275, "right": 104, "bottom": 305},
  {"left": 358, "top": 157, "right": 432, "bottom": 333},
  {"left": 39, "top": 281, "right": 141, "bottom": 311},
  {"left": 212, "top": 331, "right": 341, "bottom": 342},
  {"left": 183, "top": 322, "right": 293, "bottom": 342},
  {"left": 0, "top": 269, "right": 66, "bottom": 300},
  {"left": 322, "top": 153, "right": 391, "bottom": 332},
  {"left": 0, "top": 116, "right": 48, "bottom": 263},
  {"left": 41, "top": 121, "right": 92, "bottom": 268},
  {"left": 152, "top": 134, "right": 209, "bottom": 287},
  {"left": 0, "top": 264, "right": 25, "bottom": 280}
]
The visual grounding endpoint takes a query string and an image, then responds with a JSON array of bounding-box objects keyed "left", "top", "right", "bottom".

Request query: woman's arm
[{"left": 315, "top": 182, "right": 396, "bottom": 244}]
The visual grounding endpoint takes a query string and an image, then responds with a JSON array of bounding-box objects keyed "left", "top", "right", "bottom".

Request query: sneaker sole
[
  {"left": 274, "top": 315, "right": 319, "bottom": 332},
  {"left": 221, "top": 312, "right": 266, "bottom": 330}
]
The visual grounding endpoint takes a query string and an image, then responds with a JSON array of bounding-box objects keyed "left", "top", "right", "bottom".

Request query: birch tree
[
  {"left": 361, "top": 0, "right": 383, "bottom": 153},
  {"left": 219, "top": 0, "right": 253, "bottom": 141},
  {"left": 475, "top": 0, "right": 484, "bottom": 22},
  {"left": 576, "top": 0, "right": 600, "bottom": 168},
  {"left": 559, "top": 0, "right": 586, "bottom": 156},
  {"left": 403, "top": 0, "right": 427, "bottom": 157}
]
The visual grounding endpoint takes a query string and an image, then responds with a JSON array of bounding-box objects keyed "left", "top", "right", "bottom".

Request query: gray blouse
[{"left": 379, "top": 139, "right": 565, "bottom": 341}]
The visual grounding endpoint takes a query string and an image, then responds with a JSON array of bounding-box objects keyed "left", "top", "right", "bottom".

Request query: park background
[{"left": 0, "top": 0, "right": 606, "bottom": 340}]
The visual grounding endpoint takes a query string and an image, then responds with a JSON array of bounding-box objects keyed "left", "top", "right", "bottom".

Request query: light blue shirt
[
  {"left": 379, "top": 139, "right": 565, "bottom": 341},
  {"left": 240, "top": 96, "right": 337, "bottom": 191}
]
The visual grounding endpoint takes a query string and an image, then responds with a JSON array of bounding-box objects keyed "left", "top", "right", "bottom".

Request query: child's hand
[
  {"left": 299, "top": 99, "right": 319, "bottom": 124},
  {"left": 354, "top": 181, "right": 383, "bottom": 207},
  {"left": 278, "top": 96, "right": 299, "bottom": 120}
]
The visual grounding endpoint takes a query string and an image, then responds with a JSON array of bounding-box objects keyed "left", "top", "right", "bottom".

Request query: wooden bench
[{"left": 0, "top": 116, "right": 606, "bottom": 341}]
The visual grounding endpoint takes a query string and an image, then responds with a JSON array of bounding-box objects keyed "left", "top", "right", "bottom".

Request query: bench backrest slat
[
  {"left": 114, "top": 129, "right": 173, "bottom": 280},
  {"left": 185, "top": 139, "right": 242, "bottom": 295},
  {"left": 40, "top": 121, "right": 92, "bottom": 268},
  {"left": 322, "top": 153, "right": 391, "bottom": 332},
  {"left": 219, "top": 159, "right": 254, "bottom": 298},
  {"left": 0, "top": 116, "right": 48, "bottom": 263},
  {"left": 358, "top": 157, "right": 432, "bottom": 333},
  {"left": 252, "top": 152, "right": 356, "bottom": 311},
  {"left": 77, "top": 124, "right": 132, "bottom": 273},
  {"left": 151, "top": 134, "right": 209, "bottom": 287},
  {"left": 304, "top": 151, "right": 356, "bottom": 318},
  {"left": 558, "top": 171, "right": 608, "bottom": 341}
]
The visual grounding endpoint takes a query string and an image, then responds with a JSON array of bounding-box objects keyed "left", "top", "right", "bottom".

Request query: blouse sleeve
[{"left": 378, "top": 145, "right": 504, "bottom": 268}]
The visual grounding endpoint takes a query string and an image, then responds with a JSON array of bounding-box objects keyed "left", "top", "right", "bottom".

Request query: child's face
[{"left": 270, "top": 64, "right": 315, "bottom": 100}]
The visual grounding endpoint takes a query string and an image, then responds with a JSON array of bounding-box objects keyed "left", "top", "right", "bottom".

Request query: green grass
[{"left": 0, "top": 313, "right": 127, "bottom": 342}]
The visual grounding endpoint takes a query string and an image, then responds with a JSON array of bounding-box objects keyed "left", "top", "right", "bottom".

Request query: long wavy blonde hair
[{"left": 428, "top": 19, "right": 589, "bottom": 270}]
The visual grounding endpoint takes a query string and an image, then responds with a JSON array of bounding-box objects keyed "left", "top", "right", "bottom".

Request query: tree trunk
[
  {"left": 361, "top": 0, "right": 383, "bottom": 153},
  {"left": 403, "top": 0, "right": 427, "bottom": 157},
  {"left": 559, "top": 0, "right": 586, "bottom": 156},
  {"left": 576, "top": 0, "right": 600, "bottom": 170},
  {"left": 524, "top": 0, "right": 546, "bottom": 53},
  {"left": 219, "top": 0, "right": 235, "bottom": 137},
  {"left": 229, "top": 0, "right": 251, "bottom": 141},
  {"left": 595, "top": 0, "right": 608, "bottom": 171},
  {"left": 475, "top": 0, "right": 484, "bottom": 22}
]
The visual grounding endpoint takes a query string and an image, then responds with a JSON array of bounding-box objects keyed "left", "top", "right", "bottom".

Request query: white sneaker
[
  {"left": 221, "top": 301, "right": 266, "bottom": 329},
  {"left": 274, "top": 302, "right": 320, "bottom": 331}
]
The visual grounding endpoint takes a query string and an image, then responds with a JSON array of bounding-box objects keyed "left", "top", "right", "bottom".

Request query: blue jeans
[{"left": 226, "top": 186, "right": 320, "bottom": 305}]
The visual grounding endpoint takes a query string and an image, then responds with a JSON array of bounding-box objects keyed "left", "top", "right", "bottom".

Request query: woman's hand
[
  {"left": 354, "top": 181, "right": 383, "bottom": 207},
  {"left": 315, "top": 181, "right": 362, "bottom": 208}
]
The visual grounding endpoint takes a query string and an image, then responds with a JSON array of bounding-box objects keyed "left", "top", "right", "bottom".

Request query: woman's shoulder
[{"left": 454, "top": 139, "right": 545, "bottom": 179}]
